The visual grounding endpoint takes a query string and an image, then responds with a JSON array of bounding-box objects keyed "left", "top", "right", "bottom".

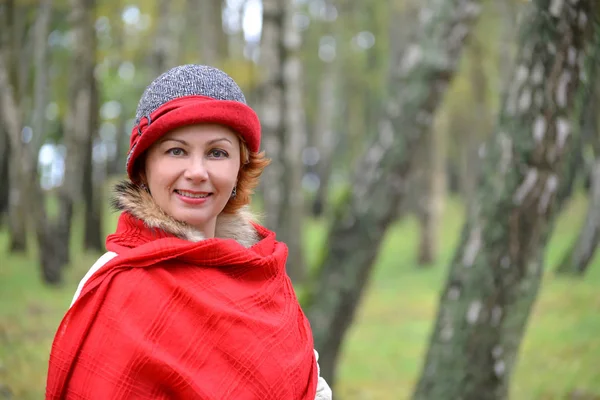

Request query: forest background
[{"left": 1, "top": 0, "right": 600, "bottom": 399}]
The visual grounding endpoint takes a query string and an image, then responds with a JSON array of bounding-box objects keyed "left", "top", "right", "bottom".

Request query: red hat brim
[{"left": 126, "top": 95, "right": 261, "bottom": 181}]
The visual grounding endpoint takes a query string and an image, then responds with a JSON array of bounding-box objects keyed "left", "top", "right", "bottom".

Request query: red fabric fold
[{"left": 46, "top": 213, "right": 317, "bottom": 399}]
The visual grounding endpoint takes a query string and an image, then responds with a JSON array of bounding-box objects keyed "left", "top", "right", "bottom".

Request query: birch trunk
[
  {"left": 418, "top": 115, "right": 447, "bottom": 265},
  {"left": 108, "top": 114, "right": 127, "bottom": 176},
  {"left": 413, "top": 1, "right": 597, "bottom": 398},
  {"left": 456, "top": 116, "right": 480, "bottom": 215},
  {"left": 0, "top": 123, "right": 8, "bottom": 222},
  {"left": 464, "top": 37, "right": 492, "bottom": 219},
  {"left": 555, "top": 160, "right": 600, "bottom": 275},
  {"left": 7, "top": 150, "right": 27, "bottom": 252},
  {"left": 52, "top": 0, "right": 96, "bottom": 279},
  {"left": 199, "top": 0, "right": 219, "bottom": 65},
  {"left": 29, "top": 0, "right": 54, "bottom": 279},
  {"left": 306, "top": 0, "right": 483, "bottom": 385},
  {"left": 311, "top": 34, "right": 340, "bottom": 218},
  {"left": 258, "top": 0, "right": 285, "bottom": 232},
  {"left": 1, "top": 1, "right": 28, "bottom": 252},
  {"left": 152, "top": 0, "right": 175, "bottom": 75},
  {"left": 556, "top": 63, "right": 600, "bottom": 275},
  {"left": 278, "top": 0, "right": 307, "bottom": 283},
  {"left": 1, "top": 0, "right": 52, "bottom": 253},
  {"left": 83, "top": 75, "right": 103, "bottom": 252}
]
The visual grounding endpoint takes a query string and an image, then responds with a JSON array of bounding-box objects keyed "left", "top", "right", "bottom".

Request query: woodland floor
[{"left": 1, "top": 191, "right": 599, "bottom": 399}]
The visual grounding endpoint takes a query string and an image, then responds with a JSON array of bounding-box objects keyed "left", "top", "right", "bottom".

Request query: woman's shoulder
[{"left": 70, "top": 251, "right": 119, "bottom": 308}]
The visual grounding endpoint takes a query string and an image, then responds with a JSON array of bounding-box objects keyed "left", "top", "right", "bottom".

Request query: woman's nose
[{"left": 183, "top": 156, "right": 209, "bottom": 181}]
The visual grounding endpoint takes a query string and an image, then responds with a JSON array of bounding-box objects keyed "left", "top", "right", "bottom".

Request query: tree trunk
[
  {"left": 0, "top": 0, "right": 53, "bottom": 256},
  {"left": 108, "top": 114, "right": 127, "bottom": 176},
  {"left": 558, "top": 39, "right": 600, "bottom": 214},
  {"left": 311, "top": 37, "right": 340, "bottom": 218},
  {"left": 83, "top": 74, "right": 103, "bottom": 252},
  {"left": 1, "top": 1, "right": 28, "bottom": 252},
  {"left": 152, "top": 0, "right": 175, "bottom": 75},
  {"left": 465, "top": 36, "right": 493, "bottom": 218},
  {"left": 200, "top": 0, "right": 220, "bottom": 65},
  {"left": 7, "top": 152, "right": 27, "bottom": 252},
  {"left": 54, "top": 0, "right": 96, "bottom": 274},
  {"left": 0, "top": 123, "right": 9, "bottom": 222},
  {"left": 418, "top": 114, "right": 447, "bottom": 265},
  {"left": 413, "top": 2, "right": 596, "bottom": 399},
  {"left": 556, "top": 160, "right": 600, "bottom": 275},
  {"left": 495, "top": 0, "right": 518, "bottom": 91},
  {"left": 31, "top": 0, "right": 51, "bottom": 155},
  {"left": 258, "top": 0, "right": 285, "bottom": 232},
  {"left": 456, "top": 117, "right": 480, "bottom": 214},
  {"left": 306, "top": 0, "right": 483, "bottom": 386},
  {"left": 258, "top": 0, "right": 307, "bottom": 283},
  {"left": 1, "top": 57, "right": 27, "bottom": 253},
  {"left": 213, "top": 0, "right": 228, "bottom": 61},
  {"left": 555, "top": 67, "right": 600, "bottom": 275},
  {"left": 184, "top": 0, "right": 222, "bottom": 65},
  {"left": 277, "top": 0, "right": 307, "bottom": 283}
]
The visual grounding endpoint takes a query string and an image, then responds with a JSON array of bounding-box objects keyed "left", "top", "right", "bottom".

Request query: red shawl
[{"left": 46, "top": 212, "right": 318, "bottom": 399}]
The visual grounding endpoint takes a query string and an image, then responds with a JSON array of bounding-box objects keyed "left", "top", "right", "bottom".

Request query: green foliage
[{"left": 1, "top": 194, "right": 599, "bottom": 399}]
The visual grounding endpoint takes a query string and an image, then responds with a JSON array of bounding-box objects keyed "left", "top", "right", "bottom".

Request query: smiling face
[{"left": 140, "top": 124, "right": 241, "bottom": 238}]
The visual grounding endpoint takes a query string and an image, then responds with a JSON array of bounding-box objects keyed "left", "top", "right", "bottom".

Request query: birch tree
[
  {"left": 258, "top": 0, "right": 307, "bottom": 282},
  {"left": 258, "top": 0, "right": 285, "bottom": 232},
  {"left": 306, "top": 0, "right": 483, "bottom": 384},
  {"left": 49, "top": 0, "right": 97, "bottom": 281},
  {"left": 555, "top": 58, "right": 600, "bottom": 276},
  {"left": 0, "top": 0, "right": 57, "bottom": 282},
  {"left": 279, "top": 0, "right": 307, "bottom": 282},
  {"left": 417, "top": 110, "right": 447, "bottom": 265},
  {"left": 0, "top": 0, "right": 32, "bottom": 252},
  {"left": 0, "top": 123, "right": 8, "bottom": 221},
  {"left": 311, "top": 58, "right": 339, "bottom": 218},
  {"left": 83, "top": 72, "right": 103, "bottom": 252},
  {"left": 198, "top": 0, "right": 226, "bottom": 65},
  {"left": 311, "top": 2, "right": 346, "bottom": 218},
  {"left": 152, "top": 0, "right": 176, "bottom": 75},
  {"left": 413, "top": 1, "right": 598, "bottom": 399}
]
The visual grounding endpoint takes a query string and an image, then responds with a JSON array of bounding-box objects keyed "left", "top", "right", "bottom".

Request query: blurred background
[{"left": 1, "top": 0, "right": 599, "bottom": 399}]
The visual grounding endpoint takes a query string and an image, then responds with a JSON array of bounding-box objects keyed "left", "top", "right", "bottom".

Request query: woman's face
[{"left": 142, "top": 124, "right": 241, "bottom": 238}]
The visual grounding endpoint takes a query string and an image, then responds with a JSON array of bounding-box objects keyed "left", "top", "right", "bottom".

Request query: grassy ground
[{"left": 1, "top": 193, "right": 599, "bottom": 399}]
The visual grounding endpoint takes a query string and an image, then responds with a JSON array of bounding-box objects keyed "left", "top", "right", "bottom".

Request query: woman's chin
[{"left": 173, "top": 212, "right": 212, "bottom": 231}]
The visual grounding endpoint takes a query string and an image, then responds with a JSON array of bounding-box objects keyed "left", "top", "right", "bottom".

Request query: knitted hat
[{"left": 126, "top": 64, "right": 261, "bottom": 182}]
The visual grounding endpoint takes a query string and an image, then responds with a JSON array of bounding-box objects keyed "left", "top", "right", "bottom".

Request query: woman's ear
[
  {"left": 138, "top": 170, "right": 147, "bottom": 185},
  {"left": 135, "top": 160, "right": 147, "bottom": 185}
]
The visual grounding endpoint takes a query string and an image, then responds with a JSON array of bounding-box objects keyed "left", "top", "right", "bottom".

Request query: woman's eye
[
  {"left": 167, "top": 148, "right": 185, "bottom": 156},
  {"left": 209, "top": 149, "right": 228, "bottom": 158}
]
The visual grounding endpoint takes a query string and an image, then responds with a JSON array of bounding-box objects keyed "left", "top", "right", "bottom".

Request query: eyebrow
[
  {"left": 159, "top": 138, "right": 188, "bottom": 146},
  {"left": 159, "top": 137, "right": 233, "bottom": 146},
  {"left": 207, "top": 138, "right": 233, "bottom": 145}
]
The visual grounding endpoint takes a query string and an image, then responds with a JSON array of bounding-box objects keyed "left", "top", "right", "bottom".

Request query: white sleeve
[{"left": 314, "top": 350, "right": 333, "bottom": 400}]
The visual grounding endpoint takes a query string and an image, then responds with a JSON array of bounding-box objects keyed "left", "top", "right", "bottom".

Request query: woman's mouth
[
  {"left": 174, "top": 190, "right": 212, "bottom": 202},
  {"left": 175, "top": 190, "right": 211, "bottom": 198}
]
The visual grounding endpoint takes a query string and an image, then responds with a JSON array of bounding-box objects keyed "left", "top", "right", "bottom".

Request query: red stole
[{"left": 46, "top": 212, "right": 318, "bottom": 399}]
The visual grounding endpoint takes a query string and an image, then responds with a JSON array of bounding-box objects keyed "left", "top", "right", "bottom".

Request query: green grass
[{"left": 1, "top": 193, "right": 600, "bottom": 399}]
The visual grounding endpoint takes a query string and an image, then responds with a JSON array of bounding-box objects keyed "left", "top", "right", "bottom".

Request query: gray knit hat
[{"left": 126, "top": 64, "right": 260, "bottom": 181}]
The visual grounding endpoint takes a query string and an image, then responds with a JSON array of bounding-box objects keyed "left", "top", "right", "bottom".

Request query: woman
[{"left": 46, "top": 65, "right": 332, "bottom": 400}]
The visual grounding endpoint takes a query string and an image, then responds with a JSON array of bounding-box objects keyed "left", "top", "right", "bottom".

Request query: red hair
[{"left": 222, "top": 138, "right": 270, "bottom": 214}]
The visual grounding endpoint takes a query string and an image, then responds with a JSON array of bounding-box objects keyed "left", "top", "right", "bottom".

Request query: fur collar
[{"left": 111, "top": 181, "right": 261, "bottom": 248}]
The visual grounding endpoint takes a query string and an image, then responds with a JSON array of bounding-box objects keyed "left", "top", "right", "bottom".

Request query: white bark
[
  {"left": 279, "top": 0, "right": 307, "bottom": 282},
  {"left": 153, "top": 0, "right": 176, "bottom": 74},
  {"left": 258, "top": 0, "right": 285, "bottom": 231},
  {"left": 307, "top": 0, "right": 484, "bottom": 385},
  {"left": 312, "top": 55, "right": 339, "bottom": 217}
]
